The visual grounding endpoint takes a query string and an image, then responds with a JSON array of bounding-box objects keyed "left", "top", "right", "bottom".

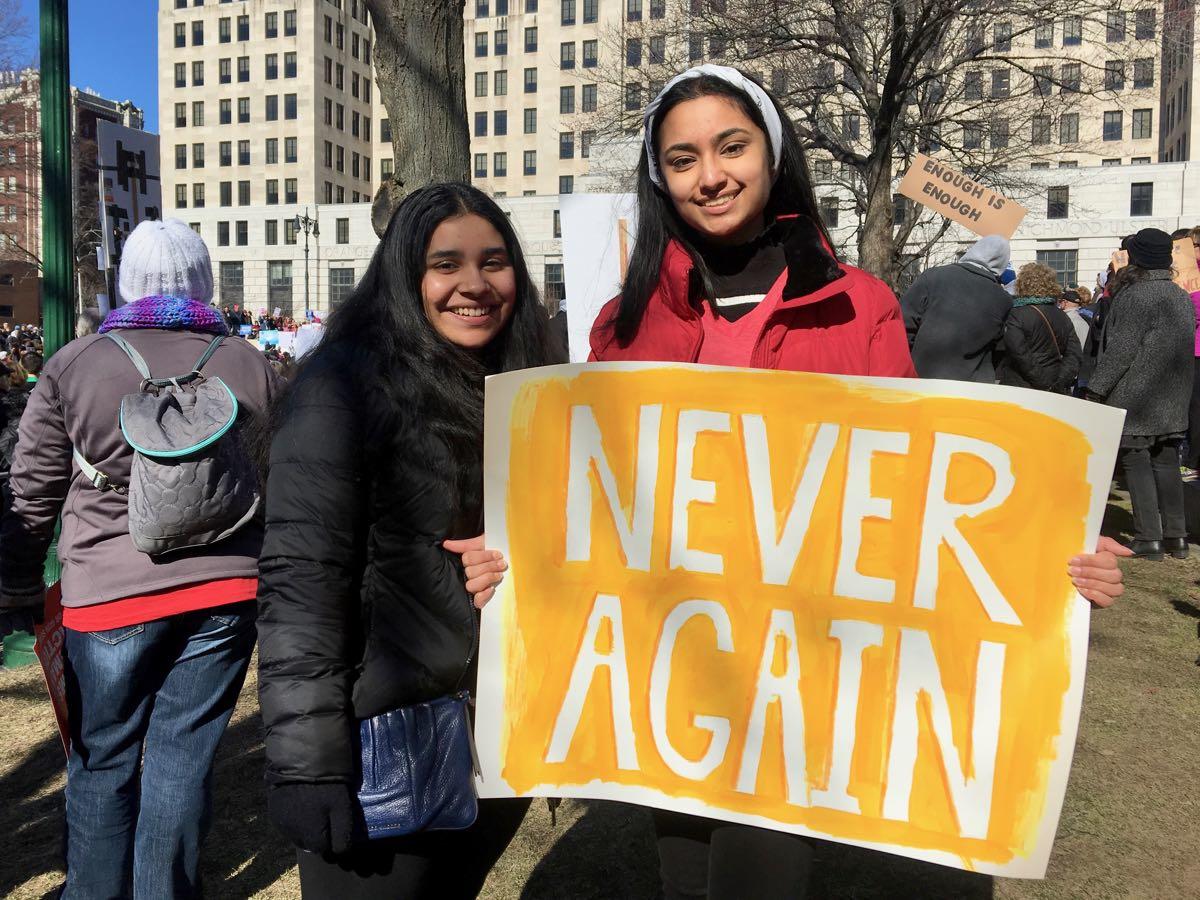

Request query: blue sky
[{"left": 16, "top": 0, "right": 159, "bottom": 131}]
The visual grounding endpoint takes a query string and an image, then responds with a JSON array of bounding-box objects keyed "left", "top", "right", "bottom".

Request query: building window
[
  {"left": 284, "top": 219, "right": 298, "bottom": 245},
  {"left": 1103, "top": 110, "right": 1123, "bottom": 141},
  {"left": 526, "top": 0, "right": 538, "bottom": 10},
  {"left": 819, "top": 197, "right": 839, "bottom": 228},
  {"left": 175, "top": 144, "right": 188, "bottom": 169},
  {"left": 193, "top": 20, "right": 204, "bottom": 45},
  {"left": 475, "top": 153, "right": 488, "bottom": 178},
  {"left": 475, "top": 72, "right": 488, "bottom": 98},
  {"left": 582, "top": 83, "right": 597, "bottom": 112},
  {"left": 495, "top": 70, "right": 508, "bottom": 95},
  {"left": 1130, "top": 182, "right": 1153, "bottom": 216},
  {"left": 1062, "top": 16, "right": 1081, "bottom": 46},
  {"left": 477, "top": 0, "right": 489, "bottom": 15},
  {"left": 285, "top": 94, "right": 297, "bottom": 120},
  {"left": 1132, "top": 108, "right": 1153, "bottom": 140},
  {"left": 268, "top": 261, "right": 293, "bottom": 316},
  {"left": 1105, "top": 60, "right": 1124, "bottom": 91},
  {"left": 495, "top": 28, "right": 508, "bottom": 55},
  {"left": 175, "top": 23, "right": 186, "bottom": 48},
  {"left": 265, "top": 219, "right": 279, "bottom": 245},
  {"left": 625, "top": 83, "right": 642, "bottom": 112},
  {"left": 1036, "top": 249, "right": 1077, "bottom": 286},
  {"left": 266, "top": 138, "right": 279, "bottom": 165},
  {"left": 963, "top": 123, "right": 983, "bottom": 150},
  {"left": 650, "top": 36, "right": 666, "bottom": 65},
  {"left": 843, "top": 113, "right": 861, "bottom": 140},
  {"left": 237, "top": 14, "right": 249, "bottom": 41},
  {"left": 1032, "top": 115, "right": 1051, "bottom": 144},
  {"left": 583, "top": 39, "right": 598, "bottom": 68},
  {"left": 285, "top": 138, "right": 298, "bottom": 164},
  {"left": 336, "top": 218, "right": 350, "bottom": 244},
  {"left": 561, "top": 42, "right": 576, "bottom": 69},
  {"left": 524, "top": 108, "right": 537, "bottom": 134},
  {"left": 560, "top": 132, "right": 575, "bottom": 159},
  {"left": 523, "top": 150, "right": 536, "bottom": 175},
  {"left": 562, "top": 0, "right": 575, "bottom": 25},
  {"left": 175, "top": 62, "right": 186, "bottom": 88},
  {"left": 329, "top": 268, "right": 355, "bottom": 305},
  {"left": 238, "top": 140, "right": 250, "bottom": 165},
  {"left": 525, "top": 27, "right": 537, "bottom": 52},
  {"left": 545, "top": 262, "right": 565, "bottom": 304},
  {"left": 217, "top": 221, "right": 230, "bottom": 246},
  {"left": 238, "top": 97, "right": 250, "bottom": 123},
  {"left": 265, "top": 11, "right": 278, "bottom": 38},
  {"left": 219, "top": 58, "right": 231, "bottom": 84},
  {"left": 284, "top": 10, "right": 296, "bottom": 36},
  {"left": 266, "top": 95, "right": 279, "bottom": 121},
  {"left": 1033, "top": 66, "right": 1052, "bottom": 98},
  {"left": 1060, "top": 63, "right": 1080, "bottom": 92},
  {"left": 1059, "top": 113, "right": 1079, "bottom": 144},
  {"left": 475, "top": 33, "right": 488, "bottom": 57},
  {"left": 192, "top": 143, "right": 205, "bottom": 168},
  {"left": 494, "top": 152, "right": 507, "bottom": 176},
  {"left": 1034, "top": 21, "right": 1053, "bottom": 48},
  {"left": 495, "top": 110, "right": 508, "bottom": 135},
  {"left": 175, "top": 103, "right": 187, "bottom": 128},
  {"left": 992, "top": 22, "right": 1011, "bottom": 52},
  {"left": 583, "top": 0, "right": 598, "bottom": 21},
  {"left": 475, "top": 112, "right": 488, "bottom": 137},
  {"left": 237, "top": 181, "right": 250, "bottom": 205},
  {"left": 990, "top": 69, "right": 1009, "bottom": 99},
  {"left": 238, "top": 56, "right": 249, "bottom": 82},
  {"left": 266, "top": 55, "right": 279, "bottom": 80},
  {"left": 1133, "top": 58, "right": 1154, "bottom": 89},
  {"left": 191, "top": 100, "right": 204, "bottom": 126},
  {"left": 1107, "top": 10, "right": 1126, "bottom": 42},
  {"left": 524, "top": 68, "right": 537, "bottom": 93},
  {"left": 627, "top": 38, "right": 642, "bottom": 67},
  {"left": 175, "top": 184, "right": 187, "bottom": 208},
  {"left": 1046, "top": 186, "right": 1069, "bottom": 219},
  {"left": 284, "top": 52, "right": 297, "bottom": 78},
  {"left": 991, "top": 119, "right": 1009, "bottom": 149},
  {"left": 220, "top": 141, "right": 232, "bottom": 166},
  {"left": 560, "top": 85, "right": 576, "bottom": 114},
  {"left": 266, "top": 179, "right": 279, "bottom": 205},
  {"left": 236, "top": 220, "right": 248, "bottom": 246},
  {"left": 581, "top": 129, "right": 594, "bottom": 158},
  {"left": 626, "top": 0, "right": 642, "bottom": 21},
  {"left": 1135, "top": 9, "right": 1155, "bottom": 40},
  {"left": 559, "top": 175, "right": 574, "bottom": 194},
  {"left": 192, "top": 183, "right": 205, "bottom": 208},
  {"left": 220, "top": 262, "right": 243, "bottom": 305}
]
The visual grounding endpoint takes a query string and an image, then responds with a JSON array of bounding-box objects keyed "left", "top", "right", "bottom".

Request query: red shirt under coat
[{"left": 589, "top": 215, "right": 917, "bottom": 377}]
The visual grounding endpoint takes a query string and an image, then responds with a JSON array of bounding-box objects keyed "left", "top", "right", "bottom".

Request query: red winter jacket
[{"left": 590, "top": 215, "right": 916, "bottom": 378}]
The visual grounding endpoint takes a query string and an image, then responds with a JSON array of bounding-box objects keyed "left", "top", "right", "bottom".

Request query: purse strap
[{"left": 1030, "top": 305, "right": 1063, "bottom": 360}]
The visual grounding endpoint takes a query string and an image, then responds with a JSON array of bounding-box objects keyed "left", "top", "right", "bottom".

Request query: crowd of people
[
  {"left": 904, "top": 226, "right": 1200, "bottom": 561},
  {"left": 0, "top": 62, "right": 1154, "bottom": 900}
]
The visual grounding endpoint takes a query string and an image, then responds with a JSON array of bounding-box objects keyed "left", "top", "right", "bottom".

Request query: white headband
[{"left": 642, "top": 64, "right": 785, "bottom": 189}]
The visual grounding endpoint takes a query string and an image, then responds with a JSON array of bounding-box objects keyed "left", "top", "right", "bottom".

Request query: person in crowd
[
  {"left": 1171, "top": 227, "right": 1200, "bottom": 478},
  {"left": 256, "top": 183, "right": 562, "bottom": 899},
  {"left": 20, "top": 350, "right": 42, "bottom": 384},
  {"left": 1058, "top": 287, "right": 1094, "bottom": 395},
  {"left": 458, "top": 65, "right": 1131, "bottom": 900},
  {"left": 900, "top": 234, "right": 1014, "bottom": 382},
  {"left": 996, "top": 262, "right": 1082, "bottom": 394},
  {"left": 1090, "top": 228, "right": 1195, "bottom": 560},
  {"left": 0, "top": 219, "right": 277, "bottom": 898}
]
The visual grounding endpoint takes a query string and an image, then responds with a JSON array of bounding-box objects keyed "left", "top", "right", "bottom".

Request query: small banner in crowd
[
  {"left": 898, "top": 154, "right": 1027, "bottom": 238},
  {"left": 34, "top": 583, "right": 69, "bottom": 755},
  {"left": 477, "top": 364, "right": 1123, "bottom": 878},
  {"left": 1172, "top": 238, "right": 1200, "bottom": 293}
]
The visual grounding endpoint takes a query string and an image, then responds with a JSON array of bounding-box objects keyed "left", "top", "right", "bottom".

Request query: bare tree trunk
[
  {"left": 858, "top": 149, "right": 898, "bottom": 286},
  {"left": 365, "top": 0, "right": 470, "bottom": 235}
]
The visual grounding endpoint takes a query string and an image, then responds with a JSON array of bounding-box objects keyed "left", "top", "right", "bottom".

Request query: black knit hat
[{"left": 1124, "top": 228, "right": 1174, "bottom": 270}]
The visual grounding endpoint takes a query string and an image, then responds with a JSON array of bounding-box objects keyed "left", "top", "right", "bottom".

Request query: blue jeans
[{"left": 61, "top": 600, "right": 256, "bottom": 900}]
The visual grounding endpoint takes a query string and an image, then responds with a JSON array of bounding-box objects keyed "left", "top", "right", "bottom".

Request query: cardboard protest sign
[
  {"left": 97, "top": 121, "right": 162, "bottom": 303},
  {"left": 1111, "top": 250, "right": 1129, "bottom": 271},
  {"left": 1172, "top": 238, "right": 1200, "bottom": 293},
  {"left": 560, "top": 194, "right": 639, "bottom": 363},
  {"left": 34, "top": 583, "right": 69, "bottom": 755},
  {"left": 898, "top": 154, "right": 1026, "bottom": 239},
  {"left": 477, "top": 364, "right": 1123, "bottom": 877}
]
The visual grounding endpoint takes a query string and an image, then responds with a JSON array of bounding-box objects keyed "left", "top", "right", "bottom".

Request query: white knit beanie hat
[{"left": 118, "top": 218, "right": 214, "bottom": 305}]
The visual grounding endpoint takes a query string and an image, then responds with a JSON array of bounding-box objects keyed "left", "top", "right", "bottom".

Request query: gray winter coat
[
  {"left": 901, "top": 262, "right": 1013, "bottom": 383},
  {"left": 1090, "top": 271, "right": 1195, "bottom": 437},
  {"left": 0, "top": 329, "right": 278, "bottom": 611}
]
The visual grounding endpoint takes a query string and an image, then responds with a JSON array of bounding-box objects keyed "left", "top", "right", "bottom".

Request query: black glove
[{"left": 267, "top": 782, "right": 357, "bottom": 855}]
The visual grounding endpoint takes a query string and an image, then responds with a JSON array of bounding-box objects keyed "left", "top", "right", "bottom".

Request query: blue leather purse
[{"left": 356, "top": 690, "right": 480, "bottom": 839}]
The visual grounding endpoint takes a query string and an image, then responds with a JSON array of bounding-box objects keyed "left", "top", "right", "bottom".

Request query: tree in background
[
  {"left": 365, "top": 0, "right": 472, "bottom": 236},
  {"left": 584, "top": 0, "right": 1152, "bottom": 286}
]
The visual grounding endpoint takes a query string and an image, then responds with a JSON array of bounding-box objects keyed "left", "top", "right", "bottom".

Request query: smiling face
[
  {"left": 656, "top": 94, "right": 774, "bottom": 245},
  {"left": 420, "top": 213, "right": 517, "bottom": 350}
]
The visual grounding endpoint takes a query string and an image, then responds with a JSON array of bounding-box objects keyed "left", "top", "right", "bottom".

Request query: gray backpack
[{"left": 74, "top": 332, "right": 260, "bottom": 557}]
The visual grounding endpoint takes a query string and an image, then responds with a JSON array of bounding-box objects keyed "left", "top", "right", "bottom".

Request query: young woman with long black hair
[
  {"left": 458, "top": 66, "right": 1131, "bottom": 899},
  {"left": 255, "top": 183, "right": 562, "bottom": 898}
]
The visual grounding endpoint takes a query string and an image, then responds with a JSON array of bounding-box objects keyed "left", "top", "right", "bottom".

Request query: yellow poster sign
[{"left": 477, "top": 364, "right": 1123, "bottom": 878}]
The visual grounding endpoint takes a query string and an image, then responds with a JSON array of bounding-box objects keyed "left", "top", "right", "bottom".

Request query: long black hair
[
  {"left": 264, "top": 182, "right": 563, "bottom": 519},
  {"left": 609, "top": 70, "right": 828, "bottom": 344}
]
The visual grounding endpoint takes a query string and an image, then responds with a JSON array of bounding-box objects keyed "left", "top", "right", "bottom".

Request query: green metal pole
[
  {"left": 4, "top": 0, "right": 72, "bottom": 668},
  {"left": 40, "top": 0, "right": 74, "bottom": 358}
]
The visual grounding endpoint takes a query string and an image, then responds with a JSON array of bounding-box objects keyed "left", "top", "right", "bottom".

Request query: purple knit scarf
[{"left": 99, "top": 296, "right": 228, "bottom": 336}]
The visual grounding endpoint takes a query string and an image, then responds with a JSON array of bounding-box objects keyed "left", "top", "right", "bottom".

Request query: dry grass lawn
[{"left": 2, "top": 492, "right": 1198, "bottom": 899}]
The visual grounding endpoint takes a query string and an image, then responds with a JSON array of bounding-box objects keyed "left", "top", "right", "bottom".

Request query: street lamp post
[{"left": 294, "top": 209, "right": 319, "bottom": 319}]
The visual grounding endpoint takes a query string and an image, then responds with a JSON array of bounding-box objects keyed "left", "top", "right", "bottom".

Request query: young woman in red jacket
[{"left": 455, "top": 64, "right": 1131, "bottom": 900}]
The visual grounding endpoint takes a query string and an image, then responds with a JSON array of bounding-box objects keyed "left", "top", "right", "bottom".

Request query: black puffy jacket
[
  {"left": 256, "top": 358, "right": 479, "bottom": 786},
  {"left": 997, "top": 301, "right": 1083, "bottom": 393}
]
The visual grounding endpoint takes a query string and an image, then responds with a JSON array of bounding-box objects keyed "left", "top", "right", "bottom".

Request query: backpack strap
[
  {"left": 72, "top": 447, "right": 127, "bottom": 494},
  {"left": 104, "top": 332, "right": 152, "bottom": 379},
  {"left": 190, "top": 335, "right": 225, "bottom": 377},
  {"left": 105, "top": 332, "right": 224, "bottom": 387}
]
